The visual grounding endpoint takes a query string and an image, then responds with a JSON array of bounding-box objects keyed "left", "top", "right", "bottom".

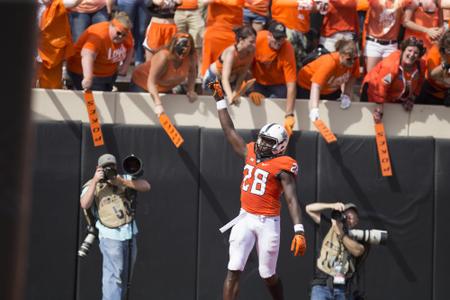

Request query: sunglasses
[{"left": 115, "top": 29, "right": 127, "bottom": 38}]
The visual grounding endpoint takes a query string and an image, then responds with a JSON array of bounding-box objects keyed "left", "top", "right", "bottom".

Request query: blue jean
[
  {"left": 117, "top": 0, "right": 150, "bottom": 64},
  {"left": 99, "top": 236, "right": 137, "bottom": 300},
  {"left": 70, "top": 7, "right": 109, "bottom": 42},
  {"left": 253, "top": 82, "right": 287, "bottom": 98},
  {"left": 311, "top": 285, "right": 349, "bottom": 300}
]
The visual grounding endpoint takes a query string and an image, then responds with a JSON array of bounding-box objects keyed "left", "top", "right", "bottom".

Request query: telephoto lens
[
  {"left": 122, "top": 155, "right": 143, "bottom": 177},
  {"left": 78, "top": 225, "right": 98, "bottom": 257},
  {"left": 348, "top": 229, "right": 388, "bottom": 245}
]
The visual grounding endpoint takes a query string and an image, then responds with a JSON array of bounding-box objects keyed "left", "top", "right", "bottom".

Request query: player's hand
[
  {"left": 338, "top": 94, "right": 351, "bottom": 110},
  {"left": 284, "top": 115, "right": 295, "bottom": 136},
  {"left": 309, "top": 107, "right": 319, "bottom": 122},
  {"left": 291, "top": 233, "right": 306, "bottom": 256},
  {"left": 249, "top": 92, "right": 265, "bottom": 105},
  {"left": 93, "top": 166, "right": 104, "bottom": 183},
  {"left": 207, "top": 80, "right": 225, "bottom": 101}
]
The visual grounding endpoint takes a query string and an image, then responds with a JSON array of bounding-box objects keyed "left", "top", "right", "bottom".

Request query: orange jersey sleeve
[
  {"left": 271, "top": 0, "right": 310, "bottom": 32},
  {"left": 252, "top": 30, "right": 297, "bottom": 85},
  {"left": 240, "top": 142, "right": 299, "bottom": 216},
  {"left": 297, "top": 52, "right": 360, "bottom": 94},
  {"left": 67, "top": 22, "right": 134, "bottom": 77}
]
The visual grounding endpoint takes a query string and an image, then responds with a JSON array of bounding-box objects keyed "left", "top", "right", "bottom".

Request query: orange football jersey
[{"left": 240, "top": 142, "right": 298, "bottom": 216}]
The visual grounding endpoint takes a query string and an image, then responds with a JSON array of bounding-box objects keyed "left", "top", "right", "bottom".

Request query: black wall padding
[
  {"left": 197, "top": 129, "right": 318, "bottom": 300},
  {"left": 433, "top": 139, "right": 450, "bottom": 300},
  {"left": 76, "top": 124, "right": 200, "bottom": 300},
  {"left": 317, "top": 135, "right": 434, "bottom": 300},
  {"left": 26, "top": 121, "right": 82, "bottom": 300}
]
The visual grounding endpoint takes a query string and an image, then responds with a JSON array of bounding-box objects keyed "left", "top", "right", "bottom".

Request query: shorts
[
  {"left": 320, "top": 31, "right": 355, "bottom": 52},
  {"left": 243, "top": 8, "right": 267, "bottom": 25},
  {"left": 364, "top": 39, "right": 398, "bottom": 58},
  {"left": 143, "top": 21, "right": 177, "bottom": 53},
  {"left": 227, "top": 209, "right": 280, "bottom": 279},
  {"left": 174, "top": 9, "right": 204, "bottom": 48}
]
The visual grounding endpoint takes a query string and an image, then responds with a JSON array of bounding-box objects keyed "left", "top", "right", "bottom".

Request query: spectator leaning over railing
[
  {"left": 174, "top": 0, "right": 204, "bottom": 75},
  {"left": 361, "top": 37, "right": 426, "bottom": 123},
  {"left": 248, "top": 21, "right": 298, "bottom": 135},
  {"left": 35, "top": 0, "right": 82, "bottom": 89},
  {"left": 297, "top": 39, "right": 360, "bottom": 123},
  {"left": 403, "top": 0, "right": 445, "bottom": 51},
  {"left": 69, "top": 0, "right": 115, "bottom": 42},
  {"left": 67, "top": 12, "right": 134, "bottom": 91},
  {"left": 364, "top": 0, "right": 409, "bottom": 72},
  {"left": 202, "top": 25, "right": 256, "bottom": 105},
  {"left": 243, "top": 0, "right": 270, "bottom": 32},
  {"left": 319, "top": 0, "right": 359, "bottom": 52},
  {"left": 200, "top": 0, "right": 244, "bottom": 77},
  {"left": 143, "top": 0, "right": 181, "bottom": 62},
  {"left": 116, "top": 0, "right": 151, "bottom": 66},
  {"left": 271, "top": 0, "right": 313, "bottom": 69},
  {"left": 131, "top": 32, "right": 198, "bottom": 116},
  {"left": 417, "top": 30, "right": 450, "bottom": 105}
]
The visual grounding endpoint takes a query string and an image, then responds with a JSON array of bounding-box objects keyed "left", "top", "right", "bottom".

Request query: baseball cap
[
  {"left": 268, "top": 21, "right": 287, "bottom": 40},
  {"left": 344, "top": 203, "right": 358, "bottom": 214},
  {"left": 98, "top": 153, "right": 117, "bottom": 167}
]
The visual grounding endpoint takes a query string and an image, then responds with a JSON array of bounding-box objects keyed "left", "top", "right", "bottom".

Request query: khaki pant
[{"left": 174, "top": 9, "right": 205, "bottom": 49}]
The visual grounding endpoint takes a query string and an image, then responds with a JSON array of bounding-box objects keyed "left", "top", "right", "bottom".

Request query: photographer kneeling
[
  {"left": 80, "top": 154, "right": 150, "bottom": 300},
  {"left": 306, "top": 202, "right": 365, "bottom": 300}
]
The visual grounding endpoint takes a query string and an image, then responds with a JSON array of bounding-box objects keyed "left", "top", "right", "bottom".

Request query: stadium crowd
[{"left": 35, "top": 0, "right": 450, "bottom": 128}]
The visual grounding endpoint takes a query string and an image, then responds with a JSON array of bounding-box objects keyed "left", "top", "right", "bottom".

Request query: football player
[{"left": 209, "top": 81, "right": 307, "bottom": 300}]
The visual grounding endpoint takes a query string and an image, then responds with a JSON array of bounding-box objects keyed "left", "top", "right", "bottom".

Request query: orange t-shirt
[
  {"left": 178, "top": 0, "right": 198, "bottom": 9},
  {"left": 252, "top": 30, "right": 297, "bottom": 85},
  {"left": 244, "top": 0, "right": 269, "bottom": 17},
  {"left": 70, "top": 0, "right": 106, "bottom": 13},
  {"left": 67, "top": 22, "right": 134, "bottom": 77},
  {"left": 38, "top": 0, "right": 74, "bottom": 68},
  {"left": 131, "top": 49, "right": 192, "bottom": 92},
  {"left": 403, "top": 1, "right": 440, "bottom": 50},
  {"left": 357, "top": 0, "right": 369, "bottom": 10},
  {"left": 321, "top": 0, "right": 359, "bottom": 37},
  {"left": 297, "top": 52, "right": 360, "bottom": 94},
  {"left": 215, "top": 46, "right": 254, "bottom": 76},
  {"left": 366, "top": 0, "right": 408, "bottom": 40},
  {"left": 206, "top": 0, "right": 244, "bottom": 30},
  {"left": 426, "top": 44, "right": 450, "bottom": 97},
  {"left": 240, "top": 142, "right": 298, "bottom": 216},
  {"left": 271, "top": 0, "right": 310, "bottom": 33}
]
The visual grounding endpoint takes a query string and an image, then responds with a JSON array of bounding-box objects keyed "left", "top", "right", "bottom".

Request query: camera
[
  {"left": 78, "top": 225, "right": 98, "bottom": 257},
  {"left": 102, "top": 165, "right": 118, "bottom": 181},
  {"left": 348, "top": 229, "right": 388, "bottom": 245},
  {"left": 331, "top": 209, "right": 346, "bottom": 222},
  {"left": 122, "top": 154, "right": 143, "bottom": 178}
]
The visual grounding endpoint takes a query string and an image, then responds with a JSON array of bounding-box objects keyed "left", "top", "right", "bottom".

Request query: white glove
[
  {"left": 339, "top": 94, "right": 351, "bottom": 110},
  {"left": 297, "top": 0, "right": 313, "bottom": 10},
  {"left": 309, "top": 107, "right": 319, "bottom": 122}
]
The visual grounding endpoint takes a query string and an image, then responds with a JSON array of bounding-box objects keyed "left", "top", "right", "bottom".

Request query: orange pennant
[
  {"left": 159, "top": 113, "right": 184, "bottom": 148},
  {"left": 313, "top": 119, "right": 337, "bottom": 143},
  {"left": 374, "top": 123, "right": 392, "bottom": 177},
  {"left": 84, "top": 91, "right": 104, "bottom": 147}
]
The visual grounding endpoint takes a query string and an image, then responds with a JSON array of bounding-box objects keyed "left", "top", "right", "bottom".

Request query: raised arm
[
  {"left": 209, "top": 81, "right": 247, "bottom": 158},
  {"left": 305, "top": 202, "right": 345, "bottom": 224}
]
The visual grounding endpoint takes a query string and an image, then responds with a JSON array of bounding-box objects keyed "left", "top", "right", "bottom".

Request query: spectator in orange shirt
[
  {"left": 200, "top": 0, "right": 244, "bottom": 76},
  {"left": 131, "top": 32, "right": 198, "bottom": 116},
  {"left": 297, "top": 39, "right": 360, "bottom": 123},
  {"left": 69, "top": 0, "right": 114, "bottom": 42},
  {"left": 143, "top": 0, "right": 181, "bottom": 62},
  {"left": 174, "top": 0, "right": 204, "bottom": 74},
  {"left": 403, "top": 0, "right": 445, "bottom": 51},
  {"left": 365, "top": 0, "right": 409, "bottom": 72},
  {"left": 417, "top": 30, "right": 450, "bottom": 105},
  {"left": 361, "top": 37, "right": 426, "bottom": 122},
  {"left": 203, "top": 25, "right": 256, "bottom": 105},
  {"left": 67, "top": 12, "right": 135, "bottom": 91},
  {"left": 243, "top": 0, "right": 269, "bottom": 32},
  {"left": 319, "top": 0, "right": 359, "bottom": 52},
  {"left": 35, "top": 0, "right": 82, "bottom": 89},
  {"left": 249, "top": 21, "right": 297, "bottom": 135}
]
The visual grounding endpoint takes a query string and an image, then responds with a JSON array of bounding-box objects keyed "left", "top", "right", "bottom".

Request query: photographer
[
  {"left": 80, "top": 154, "right": 150, "bottom": 300},
  {"left": 305, "top": 202, "right": 365, "bottom": 300}
]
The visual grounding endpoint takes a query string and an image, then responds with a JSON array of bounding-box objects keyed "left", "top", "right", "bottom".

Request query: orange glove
[
  {"left": 248, "top": 92, "right": 265, "bottom": 105},
  {"left": 291, "top": 234, "right": 306, "bottom": 256},
  {"left": 284, "top": 115, "right": 295, "bottom": 136},
  {"left": 207, "top": 80, "right": 224, "bottom": 101}
]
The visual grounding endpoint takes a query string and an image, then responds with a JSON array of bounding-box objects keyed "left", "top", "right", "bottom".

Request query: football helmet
[{"left": 256, "top": 123, "right": 289, "bottom": 158}]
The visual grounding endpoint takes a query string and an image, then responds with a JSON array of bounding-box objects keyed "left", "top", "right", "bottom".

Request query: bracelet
[
  {"left": 294, "top": 224, "right": 304, "bottom": 233},
  {"left": 285, "top": 113, "right": 294, "bottom": 118},
  {"left": 216, "top": 99, "right": 228, "bottom": 110}
]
